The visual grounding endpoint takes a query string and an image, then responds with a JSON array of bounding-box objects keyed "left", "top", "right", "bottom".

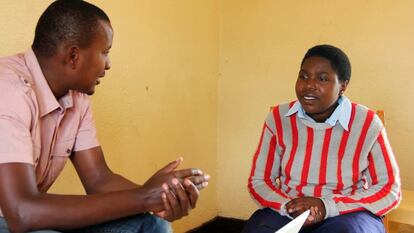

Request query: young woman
[{"left": 243, "top": 45, "right": 401, "bottom": 233}]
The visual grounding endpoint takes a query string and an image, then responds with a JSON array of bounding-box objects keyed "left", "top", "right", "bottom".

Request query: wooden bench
[
  {"left": 377, "top": 111, "right": 414, "bottom": 230},
  {"left": 388, "top": 190, "right": 414, "bottom": 226}
]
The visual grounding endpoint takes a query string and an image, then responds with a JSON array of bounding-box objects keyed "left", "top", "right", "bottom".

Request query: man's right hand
[
  {"left": 155, "top": 177, "right": 201, "bottom": 221},
  {"left": 139, "top": 157, "right": 209, "bottom": 215}
]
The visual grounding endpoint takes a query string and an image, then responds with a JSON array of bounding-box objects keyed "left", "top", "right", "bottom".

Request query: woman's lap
[{"left": 242, "top": 208, "right": 385, "bottom": 233}]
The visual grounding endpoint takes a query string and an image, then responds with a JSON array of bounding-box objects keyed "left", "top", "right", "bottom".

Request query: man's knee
[{"left": 146, "top": 215, "right": 171, "bottom": 233}]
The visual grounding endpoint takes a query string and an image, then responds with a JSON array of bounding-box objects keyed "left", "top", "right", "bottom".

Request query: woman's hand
[{"left": 285, "top": 197, "right": 326, "bottom": 227}]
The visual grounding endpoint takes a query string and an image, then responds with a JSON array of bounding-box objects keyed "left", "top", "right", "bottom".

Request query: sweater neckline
[{"left": 298, "top": 118, "right": 335, "bottom": 130}]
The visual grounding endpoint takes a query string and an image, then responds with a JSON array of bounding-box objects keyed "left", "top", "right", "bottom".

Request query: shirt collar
[
  {"left": 24, "top": 49, "right": 73, "bottom": 117},
  {"left": 285, "top": 96, "right": 352, "bottom": 131}
]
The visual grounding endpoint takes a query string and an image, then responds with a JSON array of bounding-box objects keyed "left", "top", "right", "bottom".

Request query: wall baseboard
[{"left": 187, "top": 216, "right": 246, "bottom": 233}]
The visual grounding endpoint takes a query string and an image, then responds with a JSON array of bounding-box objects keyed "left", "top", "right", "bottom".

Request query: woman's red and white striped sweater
[{"left": 248, "top": 101, "right": 401, "bottom": 218}]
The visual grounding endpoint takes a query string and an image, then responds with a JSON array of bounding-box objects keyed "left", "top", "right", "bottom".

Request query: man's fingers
[
  {"left": 174, "top": 168, "right": 205, "bottom": 179},
  {"left": 189, "top": 174, "right": 210, "bottom": 186},
  {"left": 162, "top": 192, "right": 171, "bottom": 213},
  {"left": 173, "top": 169, "right": 209, "bottom": 190},
  {"left": 163, "top": 183, "right": 179, "bottom": 219},
  {"left": 155, "top": 193, "right": 170, "bottom": 219},
  {"left": 195, "top": 181, "right": 209, "bottom": 190},
  {"left": 159, "top": 157, "right": 183, "bottom": 174},
  {"left": 184, "top": 178, "right": 200, "bottom": 208},
  {"left": 171, "top": 178, "right": 191, "bottom": 215}
]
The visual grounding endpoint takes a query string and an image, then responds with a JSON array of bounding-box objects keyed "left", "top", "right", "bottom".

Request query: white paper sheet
[{"left": 275, "top": 210, "right": 310, "bottom": 233}]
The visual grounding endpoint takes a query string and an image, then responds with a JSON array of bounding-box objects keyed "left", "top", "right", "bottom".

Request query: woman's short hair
[{"left": 301, "top": 44, "right": 351, "bottom": 83}]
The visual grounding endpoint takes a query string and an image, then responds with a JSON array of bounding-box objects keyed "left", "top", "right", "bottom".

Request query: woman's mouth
[
  {"left": 304, "top": 96, "right": 316, "bottom": 100},
  {"left": 303, "top": 95, "right": 317, "bottom": 101}
]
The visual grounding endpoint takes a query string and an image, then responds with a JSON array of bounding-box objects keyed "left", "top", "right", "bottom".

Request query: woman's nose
[{"left": 305, "top": 77, "right": 317, "bottom": 89}]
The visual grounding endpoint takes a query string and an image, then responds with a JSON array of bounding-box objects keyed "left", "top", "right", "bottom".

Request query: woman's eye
[
  {"left": 299, "top": 74, "right": 307, "bottom": 80},
  {"left": 318, "top": 76, "right": 328, "bottom": 82}
]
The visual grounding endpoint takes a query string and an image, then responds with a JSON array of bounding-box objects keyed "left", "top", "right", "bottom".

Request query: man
[{"left": 0, "top": 1, "right": 209, "bottom": 232}]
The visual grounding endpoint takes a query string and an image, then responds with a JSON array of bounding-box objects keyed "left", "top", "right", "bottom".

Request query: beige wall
[
  {"left": 91, "top": 2, "right": 219, "bottom": 231},
  {"left": 0, "top": 1, "right": 218, "bottom": 232},
  {"left": 217, "top": 0, "right": 414, "bottom": 219}
]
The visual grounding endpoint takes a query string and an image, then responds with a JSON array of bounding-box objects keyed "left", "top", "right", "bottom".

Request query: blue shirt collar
[{"left": 285, "top": 96, "right": 352, "bottom": 131}]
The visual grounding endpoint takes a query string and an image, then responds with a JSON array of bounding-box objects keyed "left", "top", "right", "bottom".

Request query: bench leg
[{"left": 383, "top": 215, "right": 389, "bottom": 232}]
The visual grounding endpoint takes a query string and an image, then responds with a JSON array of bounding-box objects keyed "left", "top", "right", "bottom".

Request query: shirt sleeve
[
  {"left": 321, "top": 123, "right": 401, "bottom": 218},
  {"left": 0, "top": 83, "right": 34, "bottom": 164},
  {"left": 248, "top": 108, "right": 291, "bottom": 216},
  {"left": 72, "top": 95, "right": 100, "bottom": 152}
]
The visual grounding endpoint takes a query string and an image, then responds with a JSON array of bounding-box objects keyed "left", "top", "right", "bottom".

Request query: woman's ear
[{"left": 339, "top": 80, "right": 349, "bottom": 96}]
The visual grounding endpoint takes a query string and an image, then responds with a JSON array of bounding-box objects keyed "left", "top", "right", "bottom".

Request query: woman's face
[{"left": 295, "top": 56, "right": 348, "bottom": 122}]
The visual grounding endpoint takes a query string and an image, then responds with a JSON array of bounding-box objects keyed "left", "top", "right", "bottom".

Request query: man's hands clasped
[{"left": 140, "top": 157, "right": 210, "bottom": 222}]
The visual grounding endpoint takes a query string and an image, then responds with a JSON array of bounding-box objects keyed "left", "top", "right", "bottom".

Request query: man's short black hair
[
  {"left": 301, "top": 45, "right": 351, "bottom": 83},
  {"left": 32, "top": 0, "right": 110, "bottom": 58}
]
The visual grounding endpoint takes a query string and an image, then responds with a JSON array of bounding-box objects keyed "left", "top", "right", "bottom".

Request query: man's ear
[
  {"left": 339, "top": 80, "right": 349, "bottom": 96},
  {"left": 65, "top": 45, "right": 80, "bottom": 69}
]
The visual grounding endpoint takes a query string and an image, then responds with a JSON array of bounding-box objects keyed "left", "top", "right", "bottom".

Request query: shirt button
[{"left": 66, "top": 149, "right": 72, "bottom": 154}]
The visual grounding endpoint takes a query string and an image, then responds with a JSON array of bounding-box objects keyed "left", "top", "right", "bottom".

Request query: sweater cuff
[{"left": 320, "top": 197, "right": 339, "bottom": 219}]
